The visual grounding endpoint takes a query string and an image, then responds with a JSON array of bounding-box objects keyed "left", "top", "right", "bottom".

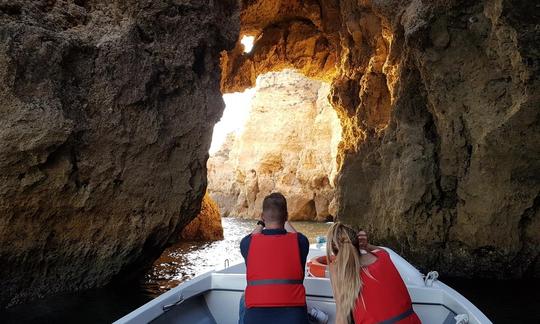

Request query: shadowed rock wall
[
  {"left": 1, "top": 0, "right": 537, "bottom": 309},
  {"left": 222, "top": 0, "right": 539, "bottom": 278},
  {"left": 0, "top": 0, "right": 238, "bottom": 307},
  {"left": 335, "top": 0, "right": 539, "bottom": 279}
]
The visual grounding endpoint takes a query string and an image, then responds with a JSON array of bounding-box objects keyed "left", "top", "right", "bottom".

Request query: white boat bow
[{"left": 115, "top": 244, "right": 492, "bottom": 324}]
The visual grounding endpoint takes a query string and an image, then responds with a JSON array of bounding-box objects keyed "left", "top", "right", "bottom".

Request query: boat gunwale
[{"left": 114, "top": 246, "right": 493, "bottom": 324}]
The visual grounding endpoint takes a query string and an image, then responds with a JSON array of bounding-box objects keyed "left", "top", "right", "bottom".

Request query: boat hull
[{"left": 115, "top": 245, "right": 492, "bottom": 324}]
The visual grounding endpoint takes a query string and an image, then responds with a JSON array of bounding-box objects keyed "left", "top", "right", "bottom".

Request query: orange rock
[
  {"left": 181, "top": 193, "right": 224, "bottom": 241},
  {"left": 219, "top": 0, "right": 540, "bottom": 278}
]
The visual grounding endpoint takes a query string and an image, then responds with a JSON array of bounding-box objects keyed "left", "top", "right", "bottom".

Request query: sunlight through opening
[
  {"left": 209, "top": 88, "right": 256, "bottom": 155},
  {"left": 241, "top": 35, "right": 255, "bottom": 53}
]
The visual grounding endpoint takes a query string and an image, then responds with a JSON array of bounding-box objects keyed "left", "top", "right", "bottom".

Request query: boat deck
[{"left": 115, "top": 246, "right": 492, "bottom": 324}]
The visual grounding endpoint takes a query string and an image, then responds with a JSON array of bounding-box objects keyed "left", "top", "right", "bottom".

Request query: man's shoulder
[
  {"left": 240, "top": 234, "right": 253, "bottom": 258},
  {"left": 241, "top": 233, "right": 252, "bottom": 241},
  {"left": 296, "top": 232, "right": 310, "bottom": 249},
  {"left": 240, "top": 233, "right": 252, "bottom": 246}
]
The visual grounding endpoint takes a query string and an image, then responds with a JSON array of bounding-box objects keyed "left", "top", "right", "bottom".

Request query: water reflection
[{"left": 143, "top": 218, "right": 332, "bottom": 296}]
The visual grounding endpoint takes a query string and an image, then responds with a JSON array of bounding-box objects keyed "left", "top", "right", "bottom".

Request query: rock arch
[
  {"left": 0, "top": 0, "right": 538, "bottom": 309},
  {"left": 221, "top": 0, "right": 540, "bottom": 278}
]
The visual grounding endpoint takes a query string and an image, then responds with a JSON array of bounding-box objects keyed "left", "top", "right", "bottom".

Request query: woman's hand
[
  {"left": 357, "top": 230, "right": 368, "bottom": 249},
  {"left": 358, "top": 230, "right": 378, "bottom": 252}
]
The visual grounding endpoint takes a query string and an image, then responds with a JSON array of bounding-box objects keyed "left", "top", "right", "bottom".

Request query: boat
[{"left": 114, "top": 244, "right": 492, "bottom": 324}]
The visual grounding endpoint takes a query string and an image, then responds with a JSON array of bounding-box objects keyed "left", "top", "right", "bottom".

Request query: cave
[
  {"left": 0, "top": 0, "right": 538, "bottom": 312},
  {"left": 215, "top": 0, "right": 540, "bottom": 282}
]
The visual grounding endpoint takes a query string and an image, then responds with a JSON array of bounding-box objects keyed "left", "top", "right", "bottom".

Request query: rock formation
[
  {"left": 180, "top": 193, "right": 224, "bottom": 241},
  {"left": 221, "top": 0, "right": 539, "bottom": 278},
  {"left": 208, "top": 70, "right": 341, "bottom": 221},
  {"left": 221, "top": 0, "right": 341, "bottom": 94},
  {"left": 1, "top": 0, "right": 538, "bottom": 309},
  {"left": 0, "top": 0, "right": 238, "bottom": 307}
]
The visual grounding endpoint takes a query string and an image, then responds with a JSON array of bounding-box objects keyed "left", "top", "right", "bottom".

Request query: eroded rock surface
[
  {"left": 2, "top": 1, "right": 538, "bottom": 311},
  {"left": 0, "top": 0, "right": 238, "bottom": 307},
  {"left": 335, "top": 0, "right": 540, "bottom": 279},
  {"left": 209, "top": 70, "right": 341, "bottom": 221},
  {"left": 181, "top": 193, "right": 224, "bottom": 241},
  {"left": 222, "top": 0, "right": 539, "bottom": 278},
  {"left": 220, "top": 0, "right": 341, "bottom": 93}
]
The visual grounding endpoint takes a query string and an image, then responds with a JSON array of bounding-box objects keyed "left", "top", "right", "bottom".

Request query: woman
[{"left": 327, "top": 223, "right": 421, "bottom": 324}]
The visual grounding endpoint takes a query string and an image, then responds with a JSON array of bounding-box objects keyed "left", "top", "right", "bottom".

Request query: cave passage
[
  {"left": 207, "top": 69, "right": 342, "bottom": 222},
  {"left": 0, "top": 0, "right": 537, "bottom": 320}
]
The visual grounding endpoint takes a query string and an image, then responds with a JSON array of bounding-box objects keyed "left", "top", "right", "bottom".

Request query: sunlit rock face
[
  {"left": 220, "top": 0, "right": 341, "bottom": 93},
  {"left": 209, "top": 70, "right": 341, "bottom": 221},
  {"left": 0, "top": 0, "right": 238, "bottom": 307},
  {"left": 222, "top": 0, "right": 539, "bottom": 278},
  {"left": 180, "top": 193, "right": 224, "bottom": 241}
]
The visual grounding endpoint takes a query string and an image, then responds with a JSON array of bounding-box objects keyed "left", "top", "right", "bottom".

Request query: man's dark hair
[{"left": 262, "top": 192, "right": 288, "bottom": 223}]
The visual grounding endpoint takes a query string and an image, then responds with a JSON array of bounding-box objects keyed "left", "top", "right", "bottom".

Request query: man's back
[{"left": 240, "top": 228, "right": 310, "bottom": 324}]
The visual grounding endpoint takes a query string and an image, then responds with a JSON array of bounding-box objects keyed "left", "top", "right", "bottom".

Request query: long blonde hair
[{"left": 327, "top": 222, "right": 363, "bottom": 322}]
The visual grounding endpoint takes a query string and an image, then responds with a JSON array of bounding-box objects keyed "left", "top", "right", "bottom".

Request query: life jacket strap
[
  {"left": 247, "top": 279, "right": 303, "bottom": 286},
  {"left": 378, "top": 307, "right": 415, "bottom": 324}
]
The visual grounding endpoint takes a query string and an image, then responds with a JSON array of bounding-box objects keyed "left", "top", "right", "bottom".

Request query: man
[{"left": 239, "top": 192, "right": 310, "bottom": 324}]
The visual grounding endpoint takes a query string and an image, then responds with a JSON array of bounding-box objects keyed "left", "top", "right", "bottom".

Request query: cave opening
[
  {"left": 207, "top": 69, "right": 341, "bottom": 222},
  {"left": 240, "top": 35, "right": 255, "bottom": 53}
]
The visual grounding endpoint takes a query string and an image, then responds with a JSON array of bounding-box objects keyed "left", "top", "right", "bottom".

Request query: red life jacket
[
  {"left": 353, "top": 250, "right": 421, "bottom": 324},
  {"left": 245, "top": 232, "right": 306, "bottom": 308}
]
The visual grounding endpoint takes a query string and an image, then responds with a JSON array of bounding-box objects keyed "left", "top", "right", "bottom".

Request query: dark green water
[{"left": 2, "top": 218, "right": 538, "bottom": 323}]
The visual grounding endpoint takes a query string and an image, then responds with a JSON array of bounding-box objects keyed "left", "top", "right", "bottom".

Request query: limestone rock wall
[
  {"left": 335, "top": 0, "right": 539, "bottom": 279},
  {"left": 0, "top": 0, "right": 238, "bottom": 307},
  {"left": 180, "top": 193, "right": 224, "bottom": 241},
  {"left": 221, "top": 0, "right": 539, "bottom": 278},
  {"left": 208, "top": 70, "right": 341, "bottom": 221},
  {"left": 221, "top": 0, "right": 341, "bottom": 93}
]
